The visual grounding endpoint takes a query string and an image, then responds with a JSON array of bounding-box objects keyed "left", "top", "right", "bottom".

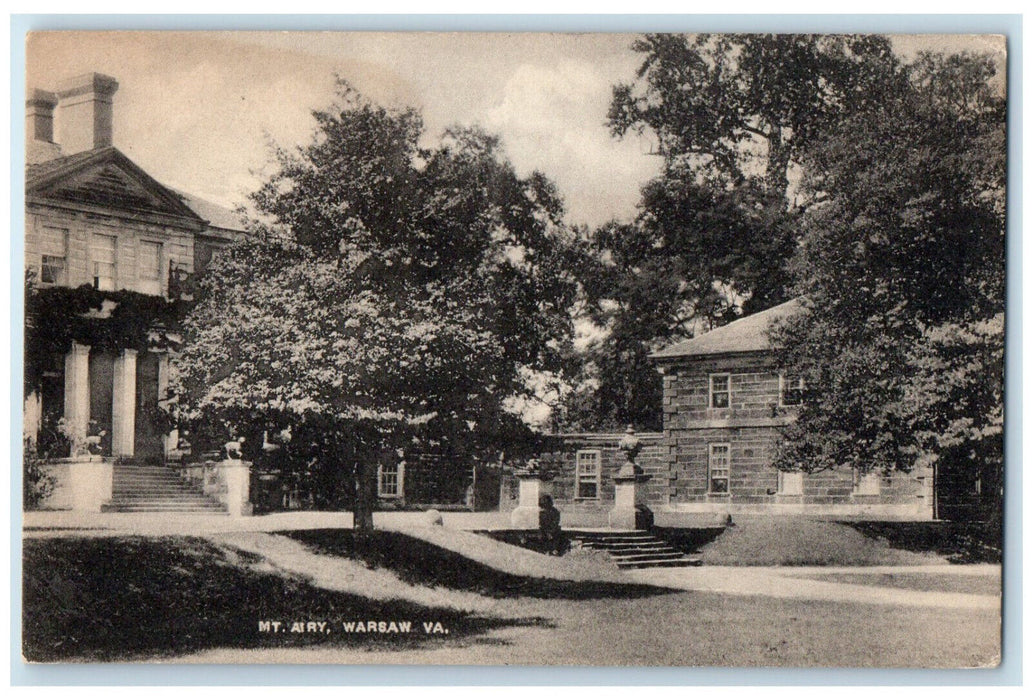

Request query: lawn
[
  {"left": 842, "top": 521, "right": 1002, "bottom": 564},
  {"left": 22, "top": 529, "right": 1001, "bottom": 666},
  {"left": 175, "top": 582, "right": 1001, "bottom": 667},
  {"left": 282, "top": 529, "right": 667, "bottom": 599},
  {"left": 21, "top": 536, "right": 525, "bottom": 662}
]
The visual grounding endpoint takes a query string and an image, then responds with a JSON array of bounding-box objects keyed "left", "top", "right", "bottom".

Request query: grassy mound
[
  {"left": 283, "top": 529, "right": 673, "bottom": 599},
  {"left": 22, "top": 536, "right": 518, "bottom": 662},
  {"left": 698, "top": 516, "right": 948, "bottom": 566},
  {"left": 652, "top": 526, "right": 726, "bottom": 553}
]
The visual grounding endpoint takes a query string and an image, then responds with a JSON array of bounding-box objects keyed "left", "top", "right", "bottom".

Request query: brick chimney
[
  {"left": 55, "top": 72, "right": 119, "bottom": 153},
  {"left": 26, "top": 88, "right": 58, "bottom": 143}
]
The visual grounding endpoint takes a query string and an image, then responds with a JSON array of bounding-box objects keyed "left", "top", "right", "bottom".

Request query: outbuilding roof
[{"left": 651, "top": 298, "right": 804, "bottom": 360}]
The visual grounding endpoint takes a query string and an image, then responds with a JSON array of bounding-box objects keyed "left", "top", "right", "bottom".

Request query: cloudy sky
[
  {"left": 27, "top": 32, "right": 657, "bottom": 228},
  {"left": 26, "top": 31, "right": 1005, "bottom": 229}
]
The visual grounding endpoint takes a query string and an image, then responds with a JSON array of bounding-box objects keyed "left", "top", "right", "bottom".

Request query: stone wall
[
  {"left": 499, "top": 433, "right": 665, "bottom": 513},
  {"left": 394, "top": 450, "right": 472, "bottom": 508}
]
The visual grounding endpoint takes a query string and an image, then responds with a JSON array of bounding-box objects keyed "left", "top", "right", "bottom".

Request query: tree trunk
[{"left": 353, "top": 458, "right": 375, "bottom": 531}]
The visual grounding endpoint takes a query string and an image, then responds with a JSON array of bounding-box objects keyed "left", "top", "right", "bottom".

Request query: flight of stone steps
[
  {"left": 574, "top": 530, "right": 702, "bottom": 569},
  {"left": 102, "top": 464, "right": 228, "bottom": 514}
]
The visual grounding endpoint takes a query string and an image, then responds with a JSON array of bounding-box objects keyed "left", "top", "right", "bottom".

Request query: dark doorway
[
  {"left": 88, "top": 350, "right": 114, "bottom": 456},
  {"left": 134, "top": 352, "right": 164, "bottom": 464},
  {"left": 37, "top": 353, "right": 67, "bottom": 457}
]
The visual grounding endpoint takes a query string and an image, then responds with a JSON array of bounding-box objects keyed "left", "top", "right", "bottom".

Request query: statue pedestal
[
  {"left": 608, "top": 473, "right": 653, "bottom": 530},
  {"left": 511, "top": 473, "right": 548, "bottom": 528},
  {"left": 220, "top": 459, "right": 253, "bottom": 517},
  {"left": 67, "top": 456, "right": 113, "bottom": 513}
]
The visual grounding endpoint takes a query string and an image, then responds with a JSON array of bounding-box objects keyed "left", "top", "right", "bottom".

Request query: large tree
[
  {"left": 173, "top": 83, "right": 581, "bottom": 528},
  {"left": 567, "top": 34, "right": 903, "bottom": 430},
  {"left": 770, "top": 50, "right": 1005, "bottom": 519}
]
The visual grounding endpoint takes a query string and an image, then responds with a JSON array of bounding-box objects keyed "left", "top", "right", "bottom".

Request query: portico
[{"left": 39, "top": 340, "right": 169, "bottom": 462}]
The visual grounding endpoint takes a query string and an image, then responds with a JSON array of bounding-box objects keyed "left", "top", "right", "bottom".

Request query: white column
[
  {"left": 63, "top": 342, "right": 91, "bottom": 453},
  {"left": 111, "top": 348, "right": 137, "bottom": 458}
]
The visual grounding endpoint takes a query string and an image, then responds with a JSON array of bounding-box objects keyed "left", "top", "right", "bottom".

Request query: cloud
[
  {"left": 478, "top": 59, "right": 658, "bottom": 228},
  {"left": 27, "top": 32, "right": 657, "bottom": 228}
]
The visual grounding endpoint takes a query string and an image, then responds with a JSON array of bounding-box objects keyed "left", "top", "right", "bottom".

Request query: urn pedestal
[
  {"left": 510, "top": 465, "right": 551, "bottom": 529},
  {"left": 607, "top": 426, "right": 653, "bottom": 530},
  {"left": 67, "top": 456, "right": 114, "bottom": 513},
  {"left": 608, "top": 474, "right": 653, "bottom": 530}
]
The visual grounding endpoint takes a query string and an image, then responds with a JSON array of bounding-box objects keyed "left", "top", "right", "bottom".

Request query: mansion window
[
  {"left": 41, "top": 255, "right": 65, "bottom": 285},
  {"left": 777, "top": 470, "right": 803, "bottom": 496},
  {"left": 378, "top": 461, "right": 402, "bottom": 498},
  {"left": 39, "top": 226, "right": 68, "bottom": 285},
  {"left": 709, "top": 373, "right": 731, "bottom": 409},
  {"left": 780, "top": 373, "right": 805, "bottom": 407},
  {"left": 89, "top": 233, "right": 117, "bottom": 291},
  {"left": 853, "top": 469, "right": 881, "bottom": 496},
  {"left": 708, "top": 443, "right": 731, "bottom": 494},
  {"left": 575, "top": 450, "right": 601, "bottom": 499},
  {"left": 138, "top": 240, "right": 163, "bottom": 296}
]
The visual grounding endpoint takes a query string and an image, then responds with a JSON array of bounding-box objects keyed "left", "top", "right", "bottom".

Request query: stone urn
[{"left": 608, "top": 426, "right": 653, "bottom": 530}]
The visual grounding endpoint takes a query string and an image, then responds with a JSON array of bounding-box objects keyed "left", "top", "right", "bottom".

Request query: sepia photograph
[{"left": 19, "top": 29, "right": 1006, "bottom": 667}]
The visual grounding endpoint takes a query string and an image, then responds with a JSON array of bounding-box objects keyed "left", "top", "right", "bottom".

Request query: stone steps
[
  {"left": 103, "top": 503, "right": 228, "bottom": 513},
  {"left": 102, "top": 464, "right": 227, "bottom": 514},
  {"left": 574, "top": 530, "right": 702, "bottom": 569}
]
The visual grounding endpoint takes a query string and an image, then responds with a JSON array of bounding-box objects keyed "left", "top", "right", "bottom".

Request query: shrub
[{"left": 23, "top": 436, "right": 56, "bottom": 509}]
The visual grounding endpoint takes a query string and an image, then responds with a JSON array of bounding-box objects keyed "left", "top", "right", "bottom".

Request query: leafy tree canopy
[
  {"left": 173, "top": 82, "right": 583, "bottom": 523},
  {"left": 609, "top": 34, "right": 903, "bottom": 206},
  {"left": 770, "top": 50, "right": 1005, "bottom": 512},
  {"left": 564, "top": 34, "right": 906, "bottom": 430}
]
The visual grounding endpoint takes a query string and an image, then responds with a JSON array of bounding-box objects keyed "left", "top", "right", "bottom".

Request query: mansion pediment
[{"left": 27, "top": 147, "right": 204, "bottom": 228}]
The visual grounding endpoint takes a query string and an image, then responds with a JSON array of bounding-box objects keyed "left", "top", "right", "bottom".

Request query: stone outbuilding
[
  {"left": 650, "top": 299, "right": 934, "bottom": 518},
  {"left": 500, "top": 300, "right": 936, "bottom": 521}
]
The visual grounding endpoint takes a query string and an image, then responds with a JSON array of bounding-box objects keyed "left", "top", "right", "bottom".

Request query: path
[
  {"left": 211, "top": 531, "right": 500, "bottom": 613},
  {"left": 625, "top": 564, "right": 999, "bottom": 609},
  {"left": 21, "top": 513, "right": 1001, "bottom": 667},
  {"left": 23, "top": 509, "right": 1000, "bottom": 610},
  {"left": 214, "top": 530, "right": 998, "bottom": 611}
]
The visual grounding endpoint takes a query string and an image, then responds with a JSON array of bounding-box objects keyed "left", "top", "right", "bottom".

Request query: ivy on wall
[{"left": 24, "top": 276, "right": 189, "bottom": 392}]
